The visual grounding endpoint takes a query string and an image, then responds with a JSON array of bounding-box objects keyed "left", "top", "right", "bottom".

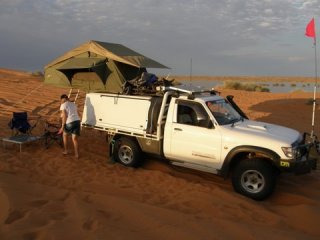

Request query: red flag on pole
[
  {"left": 305, "top": 18, "right": 316, "bottom": 41},
  {"left": 305, "top": 18, "right": 318, "bottom": 138}
]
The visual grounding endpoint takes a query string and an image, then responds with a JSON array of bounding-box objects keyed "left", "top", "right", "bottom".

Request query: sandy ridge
[{"left": 0, "top": 68, "right": 319, "bottom": 239}]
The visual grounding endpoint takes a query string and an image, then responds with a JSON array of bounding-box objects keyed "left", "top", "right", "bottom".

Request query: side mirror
[{"left": 208, "top": 121, "right": 214, "bottom": 129}]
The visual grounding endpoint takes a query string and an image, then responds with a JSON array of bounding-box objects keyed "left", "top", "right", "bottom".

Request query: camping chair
[
  {"left": 43, "top": 121, "right": 63, "bottom": 149},
  {"left": 3, "top": 112, "right": 42, "bottom": 152},
  {"left": 8, "top": 112, "right": 40, "bottom": 136}
]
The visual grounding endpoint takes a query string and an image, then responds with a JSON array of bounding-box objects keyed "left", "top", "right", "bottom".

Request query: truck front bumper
[
  {"left": 279, "top": 143, "right": 318, "bottom": 175},
  {"left": 292, "top": 155, "right": 317, "bottom": 175}
]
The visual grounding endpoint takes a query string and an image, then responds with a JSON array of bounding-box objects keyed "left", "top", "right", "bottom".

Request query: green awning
[{"left": 57, "top": 57, "right": 106, "bottom": 70}]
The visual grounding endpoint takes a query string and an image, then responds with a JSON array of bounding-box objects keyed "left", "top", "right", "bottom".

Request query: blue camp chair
[
  {"left": 8, "top": 112, "right": 38, "bottom": 135},
  {"left": 3, "top": 112, "right": 42, "bottom": 152}
]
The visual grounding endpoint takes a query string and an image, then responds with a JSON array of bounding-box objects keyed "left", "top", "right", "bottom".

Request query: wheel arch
[
  {"left": 109, "top": 134, "right": 141, "bottom": 156},
  {"left": 112, "top": 134, "right": 143, "bottom": 167},
  {"left": 219, "top": 146, "right": 280, "bottom": 178}
]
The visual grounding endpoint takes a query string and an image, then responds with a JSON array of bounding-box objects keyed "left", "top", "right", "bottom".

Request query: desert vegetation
[
  {"left": 170, "top": 75, "right": 316, "bottom": 83},
  {"left": 222, "top": 81, "right": 270, "bottom": 92}
]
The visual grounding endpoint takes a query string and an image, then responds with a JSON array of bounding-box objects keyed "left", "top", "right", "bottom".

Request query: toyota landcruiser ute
[{"left": 81, "top": 85, "right": 317, "bottom": 200}]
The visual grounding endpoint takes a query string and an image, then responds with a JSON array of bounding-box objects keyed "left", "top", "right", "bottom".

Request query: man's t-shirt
[{"left": 60, "top": 101, "right": 80, "bottom": 124}]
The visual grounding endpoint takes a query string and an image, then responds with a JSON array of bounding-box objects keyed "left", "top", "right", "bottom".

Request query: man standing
[{"left": 58, "top": 94, "right": 81, "bottom": 159}]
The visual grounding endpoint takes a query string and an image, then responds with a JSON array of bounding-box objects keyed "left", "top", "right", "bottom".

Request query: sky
[{"left": 0, "top": 0, "right": 319, "bottom": 77}]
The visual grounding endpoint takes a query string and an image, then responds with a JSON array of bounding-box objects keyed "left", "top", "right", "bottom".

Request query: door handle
[{"left": 174, "top": 128, "right": 183, "bottom": 131}]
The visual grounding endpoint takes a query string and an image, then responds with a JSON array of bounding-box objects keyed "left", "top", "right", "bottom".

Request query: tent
[{"left": 44, "top": 40, "right": 168, "bottom": 93}]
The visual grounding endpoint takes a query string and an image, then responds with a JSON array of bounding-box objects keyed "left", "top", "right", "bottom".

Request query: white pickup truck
[{"left": 81, "top": 85, "right": 316, "bottom": 200}]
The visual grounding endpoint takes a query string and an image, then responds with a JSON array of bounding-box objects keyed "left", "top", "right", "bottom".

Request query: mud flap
[{"left": 108, "top": 139, "right": 116, "bottom": 164}]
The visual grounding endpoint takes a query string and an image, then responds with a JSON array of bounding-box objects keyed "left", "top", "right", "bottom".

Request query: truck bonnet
[{"left": 228, "top": 119, "right": 301, "bottom": 146}]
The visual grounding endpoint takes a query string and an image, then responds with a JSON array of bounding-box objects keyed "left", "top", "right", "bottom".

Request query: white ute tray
[{"left": 82, "top": 93, "right": 153, "bottom": 135}]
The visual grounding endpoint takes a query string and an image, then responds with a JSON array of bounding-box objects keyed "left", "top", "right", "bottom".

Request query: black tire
[
  {"left": 113, "top": 138, "right": 142, "bottom": 167},
  {"left": 232, "top": 158, "right": 276, "bottom": 200}
]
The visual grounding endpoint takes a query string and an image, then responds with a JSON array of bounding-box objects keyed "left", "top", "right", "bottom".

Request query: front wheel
[
  {"left": 113, "top": 138, "right": 142, "bottom": 167},
  {"left": 232, "top": 158, "right": 277, "bottom": 200}
]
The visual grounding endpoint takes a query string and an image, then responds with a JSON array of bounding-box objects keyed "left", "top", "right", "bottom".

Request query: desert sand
[{"left": 0, "top": 68, "right": 320, "bottom": 240}]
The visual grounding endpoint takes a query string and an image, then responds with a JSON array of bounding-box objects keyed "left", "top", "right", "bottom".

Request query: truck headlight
[
  {"left": 282, "top": 147, "right": 300, "bottom": 158},
  {"left": 282, "top": 147, "right": 294, "bottom": 158}
]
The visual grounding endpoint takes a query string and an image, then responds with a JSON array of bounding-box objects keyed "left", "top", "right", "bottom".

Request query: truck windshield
[{"left": 206, "top": 99, "right": 242, "bottom": 125}]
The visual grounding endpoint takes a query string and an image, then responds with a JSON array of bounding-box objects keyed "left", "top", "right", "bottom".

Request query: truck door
[{"left": 167, "top": 100, "right": 222, "bottom": 170}]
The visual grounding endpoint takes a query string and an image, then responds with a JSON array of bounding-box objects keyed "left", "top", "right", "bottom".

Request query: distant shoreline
[
  {"left": 0, "top": 68, "right": 316, "bottom": 83},
  {"left": 167, "top": 75, "right": 317, "bottom": 83}
]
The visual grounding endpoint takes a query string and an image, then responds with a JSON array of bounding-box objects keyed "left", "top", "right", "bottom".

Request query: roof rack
[{"left": 157, "top": 84, "right": 219, "bottom": 98}]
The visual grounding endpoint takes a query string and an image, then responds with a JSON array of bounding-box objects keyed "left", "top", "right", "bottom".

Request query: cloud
[
  {"left": 259, "top": 22, "right": 272, "bottom": 27},
  {"left": 0, "top": 0, "right": 318, "bottom": 76},
  {"left": 288, "top": 56, "right": 306, "bottom": 62},
  {"left": 0, "top": 0, "right": 316, "bottom": 40}
]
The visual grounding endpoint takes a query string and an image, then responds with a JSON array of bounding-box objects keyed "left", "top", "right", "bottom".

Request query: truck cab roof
[
  {"left": 160, "top": 84, "right": 222, "bottom": 102},
  {"left": 175, "top": 94, "right": 223, "bottom": 103}
]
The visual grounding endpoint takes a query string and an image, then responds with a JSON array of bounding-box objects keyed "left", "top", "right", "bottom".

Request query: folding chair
[
  {"left": 3, "top": 112, "right": 42, "bottom": 152},
  {"left": 43, "top": 121, "right": 63, "bottom": 149},
  {"left": 8, "top": 112, "right": 39, "bottom": 136}
]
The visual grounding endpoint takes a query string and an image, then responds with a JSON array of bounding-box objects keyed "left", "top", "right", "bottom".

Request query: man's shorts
[{"left": 64, "top": 120, "right": 81, "bottom": 136}]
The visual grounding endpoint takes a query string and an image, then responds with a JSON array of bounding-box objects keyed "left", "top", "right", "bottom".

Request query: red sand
[{"left": 0, "top": 69, "right": 319, "bottom": 239}]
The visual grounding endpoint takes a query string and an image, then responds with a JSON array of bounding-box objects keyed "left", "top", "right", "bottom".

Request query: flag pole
[{"left": 311, "top": 22, "right": 318, "bottom": 139}]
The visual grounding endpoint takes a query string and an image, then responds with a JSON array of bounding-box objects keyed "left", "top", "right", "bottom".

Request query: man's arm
[{"left": 58, "top": 109, "right": 67, "bottom": 134}]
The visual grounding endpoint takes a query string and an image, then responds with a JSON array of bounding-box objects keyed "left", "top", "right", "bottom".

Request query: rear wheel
[
  {"left": 113, "top": 138, "right": 142, "bottom": 167},
  {"left": 232, "top": 158, "right": 276, "bottom": 200}
]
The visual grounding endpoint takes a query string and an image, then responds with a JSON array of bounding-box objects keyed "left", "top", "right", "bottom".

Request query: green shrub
[
  {"left": 32, "top": 71, "right": 44, "bottom": 77},
  {"left": 223, "top": 81, "right": 270, "bottom": 92},
  {"left": 306, "top": 98, "right": 317, "bottom": 105}
]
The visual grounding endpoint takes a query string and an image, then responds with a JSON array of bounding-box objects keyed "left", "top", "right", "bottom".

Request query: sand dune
[{"left": 0, "top": 69, "right": 319, "bottom": 239}]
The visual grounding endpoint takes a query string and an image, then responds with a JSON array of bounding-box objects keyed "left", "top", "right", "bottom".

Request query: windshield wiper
[{"left": 230, "top": 117, "right": 243, "bottom": 127}]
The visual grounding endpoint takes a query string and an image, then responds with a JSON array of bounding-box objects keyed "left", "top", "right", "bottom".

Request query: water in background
[{"left": 180, "top": 79, "right": 316, "bottom": 93}]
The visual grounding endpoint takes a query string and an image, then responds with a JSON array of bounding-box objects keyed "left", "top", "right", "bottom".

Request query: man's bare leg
[
  {"left": 72, "top": 134, "right": 79, "bottom": 158},
  {"left": 63, "top": 132, "right": 68, "bottom": 155}
]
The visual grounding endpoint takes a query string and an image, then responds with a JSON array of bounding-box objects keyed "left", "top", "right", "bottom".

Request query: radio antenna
[{"left": 189, "top": 58, "right": 192, "bottom": 83}]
